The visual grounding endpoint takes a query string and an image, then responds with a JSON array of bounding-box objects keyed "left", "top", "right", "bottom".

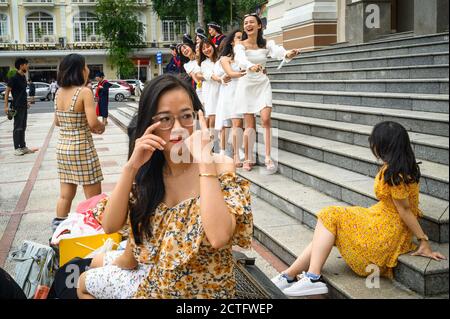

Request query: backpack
[{"left": 8, "top": 241, "right": 57, "bottom": 299}]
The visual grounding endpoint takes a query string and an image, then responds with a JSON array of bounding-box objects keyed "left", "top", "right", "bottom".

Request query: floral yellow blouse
[
  {"left": 128, "top": 172, "right": 253, "bottom": 299},
  {"left": 318, "top": 165, "right": 421, "bottom": 278}
]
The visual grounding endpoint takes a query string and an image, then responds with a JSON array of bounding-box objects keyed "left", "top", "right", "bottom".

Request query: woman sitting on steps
[{"left": 271, "top": 121, "right": 447, "bottom": 297}]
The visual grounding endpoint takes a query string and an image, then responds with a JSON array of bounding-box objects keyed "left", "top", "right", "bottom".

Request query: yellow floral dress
[
  {"left": 318, "top": 165, "right": 421, "bottom": 278},
  {"left": 130, "top": 172, "right": 253, "bottom": 299}
]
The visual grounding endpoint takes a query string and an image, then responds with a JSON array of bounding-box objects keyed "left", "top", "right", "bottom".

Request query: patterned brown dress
[{"left": 55, "top": 87, "right": 103, "bottom": 185}]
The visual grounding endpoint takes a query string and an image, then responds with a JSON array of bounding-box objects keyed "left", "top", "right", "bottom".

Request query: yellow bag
[{"left": 59, "top": 233, "right": 122, "bottom": 266}]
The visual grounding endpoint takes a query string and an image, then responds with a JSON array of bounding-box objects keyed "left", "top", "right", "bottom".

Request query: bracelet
[{"left": 199, "top": 173, "right": 217, "bottom": 178}]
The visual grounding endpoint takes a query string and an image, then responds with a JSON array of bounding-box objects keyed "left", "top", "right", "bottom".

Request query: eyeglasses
[{"left": 152, "top": 111, "right": 197, "bottom": 131}]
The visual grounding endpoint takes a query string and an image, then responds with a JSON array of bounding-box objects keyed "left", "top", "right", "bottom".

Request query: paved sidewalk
[
  {"left": 0, "top": 113, "right": 128, "bottom": 274},
  {"left": 0, "top": 111, "right": 283, "bottom": 283}
]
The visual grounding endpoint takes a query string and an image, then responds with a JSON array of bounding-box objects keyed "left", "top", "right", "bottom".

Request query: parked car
[
  {"left": 0, "top": 81, "right": 51, "bottom": 102},
  {"left": 0, "top": 82, "right": 7, "bottom": 95},
  {"left": 123, "top": 79, "right": 145, "bottom": 92},
  {"left": 27, "top": 82, "right": 52, "bottom": 101},
  {"left": 92, "top": 82, "right": 131, "bottom": 102},
  {"left": 110, "top": 80, "right": 135, "bottom": 96}
]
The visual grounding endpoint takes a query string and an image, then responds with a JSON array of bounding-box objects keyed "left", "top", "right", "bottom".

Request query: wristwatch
[{"left": 418, "top": 234, "right": 429, "bottom": 242}]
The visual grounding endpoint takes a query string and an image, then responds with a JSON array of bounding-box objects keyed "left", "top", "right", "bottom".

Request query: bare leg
[
  {"left": 284, "top": 243, "right": 312, "bottom": 278},
  {"left": 77, "top": 272, "right": 95, "bottom": 299},
  {"left": 82, "top": 182, "right": 102, "bottom": 200},
  {"left": 56, "top": 183, "right": 77, "bottom": 218},
  {"left": 260, "top": 107, "right": 272, "bottom": 161},
  {"left": 243, "top": 114, "right": 256, "bottom": 168},
  {"left": 208, "top": 115, "right": 216, "bottom": 130},
  {"left": 232, "top": 118, "right": 243, "bottom": 166},
  {"left": 308, "top": 220, "right": 335, "bottom": 275}
]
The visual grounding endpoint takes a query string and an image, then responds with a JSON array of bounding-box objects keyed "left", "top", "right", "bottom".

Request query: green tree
[
  {"left": 151, "top": 0, "right": 267, "bottom": 32},
  {"left": 95, "top": 0, "right": 144, "bottom": 78},
  {"left": 7, "top": 69, "right": 17, "bottom": 79}
]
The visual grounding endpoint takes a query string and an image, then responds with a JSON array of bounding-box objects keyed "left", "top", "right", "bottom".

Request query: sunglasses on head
[{"left": 244, "top": 13, "right": 258, "bottom": 18}]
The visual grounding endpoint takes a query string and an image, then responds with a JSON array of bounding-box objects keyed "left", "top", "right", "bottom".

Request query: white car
[
  {"left": 123, "top": 79, "right": 145, "bottom": 92},
  {"left": 1, "top": 81, "right": 52, "bottom": 102},
  {"left": 92, "top": 82, "right": 131, "bottom": 102},
  {"left": 27, "top": 82, "right": 52, "bottom": 101}
]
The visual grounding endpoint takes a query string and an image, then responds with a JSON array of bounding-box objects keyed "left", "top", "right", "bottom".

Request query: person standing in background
[
  {"left": 164, "top": 44, "right": 181, "bottom": 74},
  {"left": 28, "top": 79, "right": 36, "bottom": 104},
  {"left": 207, "top": 22, "right": 226, "bottom": 48},
  {"left": 3, "top": 58, "right": 35, "bottom": 156},
  {"left": 94, "top": 72, "right": 112, "bottom": 126},
  {"left": 50, "top": 79, "right": 58, "bottom": 101},
  {"left": 53, "top": 53, "right": 105, "bottom": 232}
]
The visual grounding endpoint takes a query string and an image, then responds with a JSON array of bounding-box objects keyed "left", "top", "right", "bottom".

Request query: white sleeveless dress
[
  {"left": 215, "top": 58, "right": 243, "bottom": 131},
  {"left": 233, "top": 40, "right": 291, "bottom": 114},
  {"left": 200, "top": 58, "right": 220, "bottom": 117}
]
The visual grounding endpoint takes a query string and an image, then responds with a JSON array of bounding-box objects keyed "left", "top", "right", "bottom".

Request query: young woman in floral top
[{"left": 77, "top": 74, "right": 253, "bottom": 299}]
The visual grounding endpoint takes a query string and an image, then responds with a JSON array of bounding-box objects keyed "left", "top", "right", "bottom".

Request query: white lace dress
[
  {"left": 215, "top": 58, "right": 243, "bottom": 130},
  {"left": 200, "top": 58, "right": 221, "bottom": 117},
  {"left": 233, "top": 40, "right": 291, "bottom": 114}
]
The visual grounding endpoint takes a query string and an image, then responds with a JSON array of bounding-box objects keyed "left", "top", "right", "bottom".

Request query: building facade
[
  {"left": 264, "top": 0, "right": 449, "bottom": 50},
  {"left": 0, "top": 0, "right": 188, "bottom": 83}
]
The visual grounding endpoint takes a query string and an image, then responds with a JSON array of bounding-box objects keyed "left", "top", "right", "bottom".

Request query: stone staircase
[{"left": 109, "top": 32, "right": 449, "bottom": 299}]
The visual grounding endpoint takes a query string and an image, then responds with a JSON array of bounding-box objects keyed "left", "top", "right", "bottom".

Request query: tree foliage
[
  {"left": 151, "top": 0, "right": 267, "bottom": 31},
  {"left": 95, "top": 0, "right": 144, "bottom": 78}
]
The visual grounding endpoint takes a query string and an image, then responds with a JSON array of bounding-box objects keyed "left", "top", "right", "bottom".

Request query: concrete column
[
  {"left": 414, "top": 0, "right": 449, "bottom": 36},
  {"left": 336, "top": 0, "right": 347, "bottom": 43},
  {"left": 12, "top": 0, "right": 20, "bottom": 43},
  {"left": 345, "top": 0, "right": 392, "bottom": 44}
]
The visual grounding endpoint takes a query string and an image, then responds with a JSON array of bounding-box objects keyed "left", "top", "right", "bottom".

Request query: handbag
[{"left": 8, "top": 241, "right": 57, "bottom": 299}]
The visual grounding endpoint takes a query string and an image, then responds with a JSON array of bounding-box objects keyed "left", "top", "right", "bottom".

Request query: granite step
[
  {"left": 272, "top": 89, "right": 449, "bottom": 114},
  {"left": 251, "top": 145, "right": 449, "bottom": 243},
  {"left": 256, "top": 125, "right": 448, "bottom": 200},
  {"left": 261, "top": 110, "right": 449, "bottom": 165},
  {"left": 266, "top": 52, "right": 449, "bottom": 73},
  {"left": 271, "top": 100, "right": 449, "bottom": 138},
  {"left": 268, "top": 65, "right": 449, "bottom": 81},
  {"left": 267, "top": 32, "right": 449, "bottom": 62},
  {"left": 266, "top": 41, "right": 449, "bottom": 66},
  {"left": 270, "top": 79, "right": 449, "bottom": 95},
  {"left": 249, "top": 191, "right": 449, "bottom": 297}
]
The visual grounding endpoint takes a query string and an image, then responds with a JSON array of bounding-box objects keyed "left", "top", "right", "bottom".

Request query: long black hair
[
  {"left": 369, "top": 121, "right": 421, "bottom": 186},
  {"left": 241, "top": 14, "right": 266, "bottom": 48},
  {"left": 219, "top": 29, "right": 242, "bottom": 59},
  {"left": 127, "top": 74, "right": 203, "bottom": 245}
]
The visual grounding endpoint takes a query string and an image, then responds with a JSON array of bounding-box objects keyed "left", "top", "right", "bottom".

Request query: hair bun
[
  {"left": 195, "top": 27, "right": 206, "bottom": 35},
  {"left": 182, "top": 34, "right": 194, "bottom": 46}
]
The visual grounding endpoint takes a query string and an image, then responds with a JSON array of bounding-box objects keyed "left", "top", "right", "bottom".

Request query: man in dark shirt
[{"left": 3, "top": 58, "right": 33, "bottom": 156}]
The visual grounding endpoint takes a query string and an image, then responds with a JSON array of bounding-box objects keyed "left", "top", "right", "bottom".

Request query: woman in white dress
[
  {"left": 179, "top": 35, "right": 201, "bottom": 89},
  {"left": 215, "top": 30, "right": 246, "bottom": 167},
  {"left": 195, "top": 37, "right": 223, "bottom": 129},
  {"left": 234, "top": 14, "right": 301, "bottom": 172}
]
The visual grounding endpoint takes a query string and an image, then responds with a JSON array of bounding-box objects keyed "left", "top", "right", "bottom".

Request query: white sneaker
[
  {"left": 271, "top": 273, "right": 295, "bottom": 291},
  {"left": 283, "top": 272, "right": 328, "bottom": 297},
  {"left": 21, "top": 147, "right": 34, "bottom": 154},
  {"left": 14, "top": 148, "right": 25, "bottom": 156}
]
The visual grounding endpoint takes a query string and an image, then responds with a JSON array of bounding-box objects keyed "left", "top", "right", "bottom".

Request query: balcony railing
[
  {"left": 0, "top": 0, "right": 9, "bottom": 7},
  {"left": 71, "top": 0, "right": 97, "bottom": 5},
  {"left": 0, "top": 38, "right": 172, "bottom": 51},
  {"left": 71, "top": 0, "right": 148, "bottom": 5},
  {"left": 23, "top": 0, "right": 55, "bottom": 6}
]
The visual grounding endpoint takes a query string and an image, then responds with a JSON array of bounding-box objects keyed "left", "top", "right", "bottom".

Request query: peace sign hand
[
  {"left": 185, "top": 110, "right": 214, "bottom": 164},
  {"left": 127, "top": 122, "right": 166, "bottom": 171}
]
